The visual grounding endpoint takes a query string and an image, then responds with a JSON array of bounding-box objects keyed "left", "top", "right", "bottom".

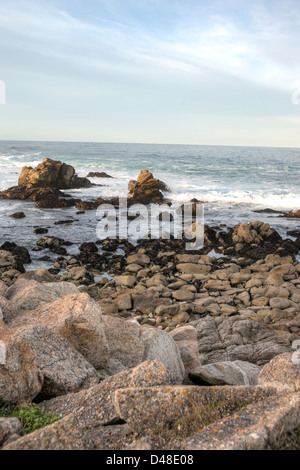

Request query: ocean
[{"left": 0, "top": 140, "right": 299, "bottom": 269}]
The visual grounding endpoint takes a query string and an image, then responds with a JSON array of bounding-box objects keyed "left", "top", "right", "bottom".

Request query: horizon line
[{"left": 0, "top": 139, "right": 300, "bottom": 151}]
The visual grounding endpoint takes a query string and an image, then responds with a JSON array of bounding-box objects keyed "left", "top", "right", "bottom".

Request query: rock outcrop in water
[
  {"left": 18, "top": 158, "right": 92, "bottom": 190},
  {"left": 0, "top": 159, "right": 91, "bottom": 208},
  {"left": 128, "top": 170, "right": 170, "bottom": 204}
]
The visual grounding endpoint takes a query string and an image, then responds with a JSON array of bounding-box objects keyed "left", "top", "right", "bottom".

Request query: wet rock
[
  {"left": 34, "top": 227, "right": 49, "bottom": 235},
  {"left": 0, "top": 249, "right": 25, "bottom": 282},
  {"left": 9, "top": 212, "right": 25, "bottom": 219},
  {"left": 37, "top": 236, "right": 65, "bottom": 250},
  {"left": 128, "top": 170, "right": 170, "bottom": 204},
  {"left": 86, "top": 172, "right": 113, "bottom": 178}
]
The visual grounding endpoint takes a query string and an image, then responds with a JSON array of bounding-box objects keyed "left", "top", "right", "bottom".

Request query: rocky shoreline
[{"left": 0, "top": 159, "right": 300, "bottom": 450}]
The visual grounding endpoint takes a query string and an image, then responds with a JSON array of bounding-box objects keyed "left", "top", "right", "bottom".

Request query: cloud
[{"left": 0, "top": 0, "right": 299, "bottom": 145}]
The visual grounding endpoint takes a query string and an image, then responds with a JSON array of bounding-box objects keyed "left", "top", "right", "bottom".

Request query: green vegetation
[
  {"left": 150, "top": 400, "right": 250, "bottom": 441},
  {"left": 0, "top": 398, "right": 58, "bottom": 435}
]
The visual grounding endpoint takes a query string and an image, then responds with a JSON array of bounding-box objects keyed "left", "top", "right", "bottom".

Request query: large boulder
[
  {"left": 114, "top": 385, "right": 274, "bottom": 434},
  {"left": 0, "top": 418, "right": 22, "bottom": 447},
  {"left": 6, "top": 279, "right": 79, "bottom": 312},
  {"left": 0, "top": 296, "right": 19, "bottom": 323},
  {"left": 102, "top": 316, "right": 145, "bottom": 370},
  {"left": 169, "top": 325, "right": 202, "bottom": 379},
  {"left": 128, "top": 170, "right": 170, "bottom": 204},
  {"left": 189, "top": 360, "right": 261, "bottom": 386},
  {"left": 258, "top": 352, "right": 300, "bottom": 392},
  {"left": 18, "top": 158, "right": 91, "bottom": 190},
  {"left": 9, "top": 293, "right": 110, "bottom": 370},
  {"left": 193, "top": 316, "right": 293, "bottom": 366},
  {"left": 20, "top": 326, "right": 99, "bottom": 400},
  {"left": 0, "top": 328, "right": 43, "bottom": 404},
  {"left": 141, "top": 327, "right": 185, "bottom": 384},
  {"left": 0, "top": 250, "right": 25, "bottom": 281}
]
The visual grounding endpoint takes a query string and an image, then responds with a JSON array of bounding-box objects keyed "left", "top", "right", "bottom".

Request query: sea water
[{"left": 0, "top": 141, "right": 299, "bottom": 269}]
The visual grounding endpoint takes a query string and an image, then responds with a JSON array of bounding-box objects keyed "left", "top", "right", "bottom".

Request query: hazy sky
[{"left": 0, "top": 0, "right": 300, "bottom": 146}]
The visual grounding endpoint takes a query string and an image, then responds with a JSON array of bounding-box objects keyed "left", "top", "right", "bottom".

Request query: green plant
[{"left": 0, "top": 398, "right": 58, "bottom": 435}]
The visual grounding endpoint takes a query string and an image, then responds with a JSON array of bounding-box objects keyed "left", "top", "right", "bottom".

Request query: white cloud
[{"left": 0, "top": 0, "right": 299, "bottom": 145}]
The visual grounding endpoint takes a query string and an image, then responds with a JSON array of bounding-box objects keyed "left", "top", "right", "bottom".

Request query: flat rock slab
[
  {"left": 193, "top": 315, "right": 293, "bottom": 365},
  {"left": 189, "top": 360, "right": 260, "bottom": 386},
  {"left": 179, "top": 391, "right": 300, "bottom": 450},
  {"left": 9, "top": 293, "right": 109, "bottom": 370},
  {"left": 258, "top": 352, "right": 300, "bottom": 392},
  {"left": 114, "top": 385, "right": 276, "bottom": 433},
  {"left": 39, "top": 359, "right": 171, "bottom": 429},
  {"left": 176, "top": 264, "right": 212, "bottom": 275},
  {"left": 2, "top": 414, "right": 90, "bottom": 451},
  {"left": 85, "top": 424, "right": 133, "bottom": 450}
]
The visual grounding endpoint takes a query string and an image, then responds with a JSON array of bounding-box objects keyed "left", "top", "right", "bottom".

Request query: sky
[{"left": 0, "top": 0, "right": 300, "bottom": 146}]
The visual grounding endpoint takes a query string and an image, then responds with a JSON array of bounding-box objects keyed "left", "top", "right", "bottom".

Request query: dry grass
[{"left": 149, "top": 400, "right": 250, "bottom": 442}]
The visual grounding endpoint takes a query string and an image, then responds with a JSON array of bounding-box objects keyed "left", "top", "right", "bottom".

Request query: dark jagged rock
[
  {"left": 79, "top": 242, "right": 98, "bottom": 253},
  {"left": 9, "top": 212, "right": 25, "bottom": 219},
  {"left": 34, "top": 228, "right": 49, "bottom": 235},
  {"left": 253, "top": 208, "right": 285, "bottom": 214},
  {"left": 0, "top": 242, "right": 31, "bottom": 265},
  {"left": 54, "top": 220, "right": 75, "bottom": 226},
  {"left": 36, "top": 195, "right": 80, "bottom": 209},
  {"left": 282, "top": 209, "right": 300, "bottom": 219},
  {"left": 0, "top": 186, "right": 80, "bottom": 209},
  {"left": 86, "top": 172, "right": 113, "bottom": 178}
]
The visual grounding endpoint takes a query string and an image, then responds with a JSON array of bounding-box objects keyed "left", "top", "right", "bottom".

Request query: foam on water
[{"left": 0, "top": 140, "right": 299, "bottom": 270}]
